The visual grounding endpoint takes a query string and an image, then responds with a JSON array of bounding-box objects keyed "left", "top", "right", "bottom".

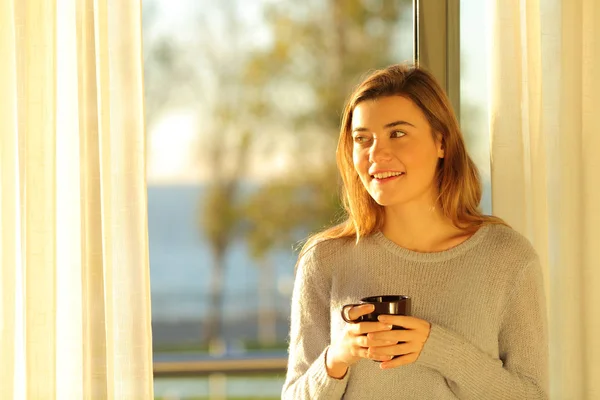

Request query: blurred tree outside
[
  {"left": 143, "top": 0, "right": 415, "bottom": 349},
  {"left": 187, "top": 0, "right": 266, "bottom": 350},
  {"left": 144, "top": 0, "right": 265, "bottom": 350},
  {"left": 240, "top": 0, "right": 413, "bottom": 345}
]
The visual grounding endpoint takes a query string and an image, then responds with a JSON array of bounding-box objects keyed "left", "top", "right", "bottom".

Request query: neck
[{"left": 381, "top": 198, "right": 461, "bottom": 252}]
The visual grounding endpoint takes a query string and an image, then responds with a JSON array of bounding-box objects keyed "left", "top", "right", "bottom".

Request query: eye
[
  {"left": 353, "top": 135, "right": 371, "bottom": 144},
  {"left": 390, "top": 130, "right": 406, "bottom": 138}
]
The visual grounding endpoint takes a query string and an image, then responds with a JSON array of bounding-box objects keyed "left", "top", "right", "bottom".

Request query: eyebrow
[{"left": 351, "top": 120, "right": 416, "bottom": 133}]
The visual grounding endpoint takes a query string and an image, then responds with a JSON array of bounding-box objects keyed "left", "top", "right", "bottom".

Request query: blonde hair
[{"left": 298, "top": 64, "right": 506, "bottom": 260}]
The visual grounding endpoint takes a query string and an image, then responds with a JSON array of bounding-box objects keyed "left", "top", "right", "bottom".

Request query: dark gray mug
[{"left": 341, "top": 295, "right": 411, "bottom": 330}]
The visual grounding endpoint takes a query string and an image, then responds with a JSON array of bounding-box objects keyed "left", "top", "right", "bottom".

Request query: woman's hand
[
  {"left": 365, "top": 315, "right": 432, "bottom": 369},
  {"left": 326, "top": 304, "right": 397, "bottom": 378}
]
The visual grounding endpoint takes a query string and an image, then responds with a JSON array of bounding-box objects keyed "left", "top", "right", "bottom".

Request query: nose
[{"left": 368, "top": 139, "right": 393, "bottom": 164}]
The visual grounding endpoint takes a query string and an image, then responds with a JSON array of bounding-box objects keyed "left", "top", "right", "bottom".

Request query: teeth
[{"left": 373, "top": 171, "right": 404, "bottom": 179}]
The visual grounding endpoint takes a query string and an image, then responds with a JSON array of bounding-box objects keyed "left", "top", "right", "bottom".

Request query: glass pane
[
  {"left": 143, "top": 0, "right": 414, "bottom": 398},
  {"left": 460, "top": 0, "right": 492, "bottom": 214}
]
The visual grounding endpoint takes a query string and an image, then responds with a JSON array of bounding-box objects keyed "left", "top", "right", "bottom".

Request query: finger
[
  {"left": 348, "top": 321, "right": 393, "bottom": 336},
  {"left": 350, "top": 344, "right": 369, "bottom": 359},
  {"left": 367, "top": 342, "right": 418, "bottom": 358},
  {"left": 379, "top": 352, "right": 420, "bottom": 369},
  {"left": 355, "top": 335, "right": 398, "bottom": 348},
  {"left": 366, "top": 329, "right": 420, "bottom": 343},
  {"left": 346, "top": 304, "right": 375, "bottom": 321},
  {"left": 351, "top": 344, "right": 394, "bottom": 362},
  {"left": 377, "top": 315, "right": 429, "bottom": 330},
  {"left": 371, "top": 354, "right": 395, "bottom": 362}
]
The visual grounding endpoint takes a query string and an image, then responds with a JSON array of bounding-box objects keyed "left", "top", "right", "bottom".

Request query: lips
[
  {"left": 371, "top": 172, "right": 405, "bottom": 183},
  {"left": 370, "top": 171, "right": 405, "bottom": 179}
]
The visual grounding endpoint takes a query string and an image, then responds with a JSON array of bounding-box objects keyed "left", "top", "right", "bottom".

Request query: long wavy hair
[{"left": 299, "top": 64, "right": 506, "bottom": 260}]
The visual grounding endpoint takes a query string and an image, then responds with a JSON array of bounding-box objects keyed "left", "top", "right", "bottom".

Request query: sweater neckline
[{"left": 372, "top": 224, "right": 490, "bottom": 262}]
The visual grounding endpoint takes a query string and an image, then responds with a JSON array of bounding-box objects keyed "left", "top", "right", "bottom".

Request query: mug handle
[{"left": 341, "top": 303, "right": 365, "bottom": 323}]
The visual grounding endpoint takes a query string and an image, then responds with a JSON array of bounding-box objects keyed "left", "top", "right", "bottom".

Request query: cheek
[
  {"left": 404, "top": 145, "right": 438, "bottom": 170},
  {"left": 352, "top": 149, "right": 366, "bottom": 171}
]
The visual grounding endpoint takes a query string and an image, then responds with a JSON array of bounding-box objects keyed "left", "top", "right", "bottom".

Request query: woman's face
[{"left": 351, "top": 95, "right": 444, "bottom": 208}]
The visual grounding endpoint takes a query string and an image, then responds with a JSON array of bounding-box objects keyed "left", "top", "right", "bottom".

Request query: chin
[{"left": 371, "top": 195, "right": 410, "bottom": 207}]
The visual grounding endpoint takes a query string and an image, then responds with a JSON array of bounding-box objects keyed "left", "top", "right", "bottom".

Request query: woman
[{"left": 281, "top": 64, "right": 548, "bottom": 399}]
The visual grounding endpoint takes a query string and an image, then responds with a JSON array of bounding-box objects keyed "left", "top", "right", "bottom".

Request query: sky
[
  {"left": 144, "top": 0, "right": 491, "bottom": 185},
  {"left": 144, "top": 0, "right": 277, "bottom": 185}
]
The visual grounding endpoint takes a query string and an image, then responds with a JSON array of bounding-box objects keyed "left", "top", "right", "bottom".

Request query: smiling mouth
[{"left": 370, "top": 172, "right": 405, "bottom": 180}]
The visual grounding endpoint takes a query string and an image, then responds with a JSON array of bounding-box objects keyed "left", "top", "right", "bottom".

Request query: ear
[{"left": 435, "top": 132, "right": 445, "bottom": 159}]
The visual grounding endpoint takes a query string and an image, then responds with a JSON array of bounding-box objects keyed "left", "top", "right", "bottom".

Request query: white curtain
[
  {"left": 490, "top": 0, "right": 600, "bottom": 398},
  {"left": 0, "top": 0, "right": 154, "bottom": 398}
]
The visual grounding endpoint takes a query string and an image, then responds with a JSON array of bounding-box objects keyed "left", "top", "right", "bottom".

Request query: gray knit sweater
[{"left": 281, "top": 223, "right": 549, "bottom": 399}]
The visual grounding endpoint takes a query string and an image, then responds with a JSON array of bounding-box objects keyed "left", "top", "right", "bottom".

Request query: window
[
  {"left": 144, "top": 1, "right": 491, "bottom": 398},
  {"left": 460, "top": 0, "right": 492, "bottom": 213}
]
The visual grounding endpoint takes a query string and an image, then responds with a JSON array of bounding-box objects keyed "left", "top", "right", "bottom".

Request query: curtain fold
[
  {"left": 490, "top": 0, "right": 600, "bottom": 398},
  {"left": 0, "top": 0, "right": 20, "bottom": 397},
  {"left": 0, "top": 0, "right": 153, "bottom": 398}
]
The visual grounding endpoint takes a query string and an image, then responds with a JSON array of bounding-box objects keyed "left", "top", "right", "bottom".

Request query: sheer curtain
[
  {"left": 0, "top": 0, "right": 153, "bottom": 398},
  {"left": 490, "top": 0, "right": 600, "bottom": 398}
]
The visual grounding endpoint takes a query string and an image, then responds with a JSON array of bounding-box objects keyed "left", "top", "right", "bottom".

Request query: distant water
[
  {"left": 148, "top": 184, "right": 298, "bottom": 324},
  {"left": 148, "top": 182, "right": 492, "bottom": 325}
]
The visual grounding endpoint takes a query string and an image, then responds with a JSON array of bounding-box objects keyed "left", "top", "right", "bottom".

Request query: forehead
[{"left": 351, "top": 96, "right": 426, "bottom": 129}]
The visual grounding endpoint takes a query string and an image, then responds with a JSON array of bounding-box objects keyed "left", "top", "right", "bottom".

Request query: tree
[
  {"left": 143, "top": 0, "right": 267, "bottom": 347},
  {"left": 143, "top": 0, "right": 416, "bottom": 348},
  {"left": 240, "top": 0, "right": 413, "bottom": 345},
  {"left": 193, "top": 0, "right": 264, "bottom": 347}
]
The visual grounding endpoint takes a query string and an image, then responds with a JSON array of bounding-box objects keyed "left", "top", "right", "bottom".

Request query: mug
[{"left": 341, "top": 295, "right": 411, "bottom": 330}]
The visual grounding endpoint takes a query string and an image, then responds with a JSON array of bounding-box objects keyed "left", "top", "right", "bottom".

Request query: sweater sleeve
[
  {"left": 281, "top": 245, "right": 350, "bottom": 400},
  {"left": 414, "top": 259, "right": 549, "bottom": 399}
]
